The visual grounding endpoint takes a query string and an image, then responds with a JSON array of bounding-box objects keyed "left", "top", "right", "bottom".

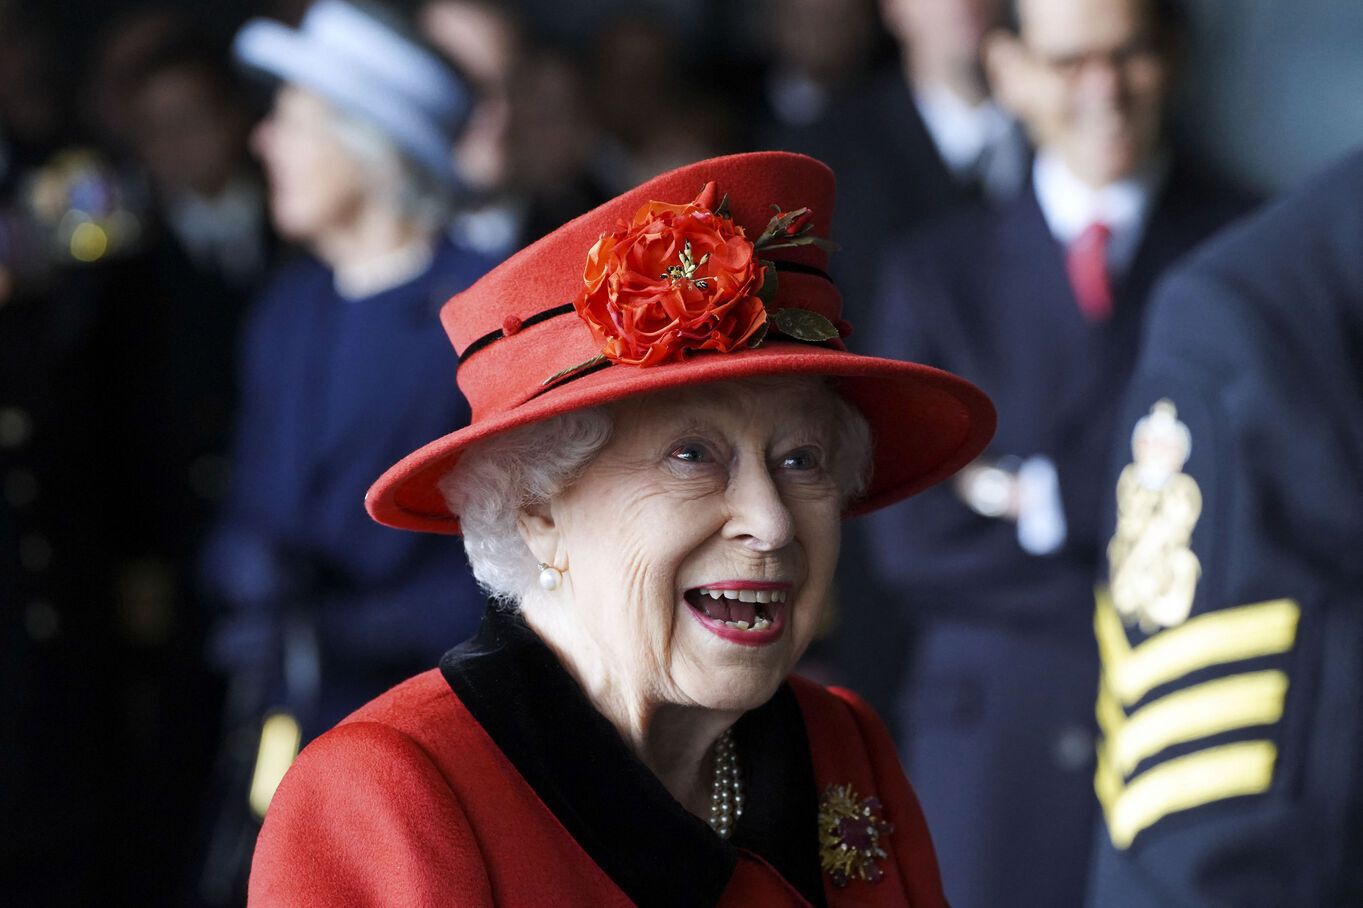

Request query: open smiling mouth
[{"left": 683, "top": 586, "right": 789, "bottom": 641}]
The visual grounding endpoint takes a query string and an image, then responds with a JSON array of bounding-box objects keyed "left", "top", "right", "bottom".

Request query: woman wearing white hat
[{"left": 198, "top": 4, "right": 494, "bottom": 888}]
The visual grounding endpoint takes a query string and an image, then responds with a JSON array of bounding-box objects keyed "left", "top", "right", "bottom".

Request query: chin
[
  {"left": 674, "top": 630, "right": 799, "bottom": 714},
  {"left": 1070, "top": 151, "right": 1125, "bottom": 188},
  {"left": 270, "top": 205, "right": 321, "bottom": 245},
  {"left": 684, "top": 667, "right": 789, "bottom": 714}
]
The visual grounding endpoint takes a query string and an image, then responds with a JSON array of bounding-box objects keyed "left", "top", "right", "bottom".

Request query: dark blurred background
[{"left": 2, "top": 1, "right": 1361, "bottom": 906}]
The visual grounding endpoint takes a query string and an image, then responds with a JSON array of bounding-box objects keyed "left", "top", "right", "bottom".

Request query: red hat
[{"left": 366, "top": 151, "right": 995, "bottom": 534}]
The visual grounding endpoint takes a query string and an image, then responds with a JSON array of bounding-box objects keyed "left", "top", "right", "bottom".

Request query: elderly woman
[{"left": 249, "top": 152, "right": 994, "bottom": 906}]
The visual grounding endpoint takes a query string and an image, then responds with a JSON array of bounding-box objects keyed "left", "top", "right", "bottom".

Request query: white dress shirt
[
  {"left": 914, "top": 82, "right": 1015, "bottom": 180},
  {"left": 165, "top": 174, "right": 268, "bottom": 284},
  {"left": 1032, "top": 150, "right": 1170, "bottom": 276}
]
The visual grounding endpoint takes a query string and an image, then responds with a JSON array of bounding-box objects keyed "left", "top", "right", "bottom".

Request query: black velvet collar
[{"left": 440, "top": 605, "right": 826, "bottom": 908}]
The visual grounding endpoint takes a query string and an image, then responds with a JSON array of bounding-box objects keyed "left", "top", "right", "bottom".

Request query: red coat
[{"left": 250, "top": 611, "right": 946, "bottom": 906}]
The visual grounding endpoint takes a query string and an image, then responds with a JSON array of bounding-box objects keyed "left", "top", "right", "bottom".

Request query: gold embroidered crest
[
  {"left": 818, "top": 784, "right": 893, "bottom": 887},
  {"left": 1107, "top": 400, "right": 1203, "bottom": 632}
]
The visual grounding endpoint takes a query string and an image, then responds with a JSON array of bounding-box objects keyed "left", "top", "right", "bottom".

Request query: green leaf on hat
[
  {"left": 747, "top": 318, "right": 770, "bottom": 349},
  {"left": 541, "top": 353, "right": 608, "bottom": 387},
  {"left": 770, "top": 308, "right": 839, "bottom": 342},
  {"left": 715, "top": 192, "right": 732, "bottom": 219},
  {"left": 756, "top": 259, "right": 779, "bottom": 305}
]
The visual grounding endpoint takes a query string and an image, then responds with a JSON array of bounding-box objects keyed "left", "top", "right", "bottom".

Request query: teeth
[
  {"left": 695, "top": 587, "right": 790, "bottom": 603},
  {"left": 720, "top": 617, "right": 772, "bottom": 631}
]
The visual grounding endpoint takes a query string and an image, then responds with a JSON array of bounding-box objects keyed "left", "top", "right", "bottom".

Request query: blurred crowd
[{"left": 2, "top": 0, "right": 1361, "bottom": 906}]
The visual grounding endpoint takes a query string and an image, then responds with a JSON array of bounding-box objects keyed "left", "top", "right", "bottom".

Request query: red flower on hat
[{"left": 572, "top": 181, "right": 768, "bottom": 367}]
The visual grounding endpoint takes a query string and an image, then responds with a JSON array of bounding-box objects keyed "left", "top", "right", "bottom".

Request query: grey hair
[
  {"left": 324, "top": 105, "right": 454, "bottom": 231},
  {"left": 439, "top": 407, "right": 614, "bottom": 604},
  {"left": 438, "top": 376, "right": 874, "bottom": 606}
]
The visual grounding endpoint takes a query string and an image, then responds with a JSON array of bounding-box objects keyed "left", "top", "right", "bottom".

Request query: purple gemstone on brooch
[
  {"left": 818, "top": 784, "right": 894, "bottom": 888},
  {"left": 835, "top": 816, "right": 873, "bottom": 851}
]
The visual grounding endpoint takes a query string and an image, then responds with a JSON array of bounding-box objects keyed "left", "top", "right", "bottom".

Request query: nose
[
  {"left": 1075, "top": 53, "right": 1125, "bottom": 107},
  {"left": 723, "top": 458, "right": 795, "bottom": 552}
]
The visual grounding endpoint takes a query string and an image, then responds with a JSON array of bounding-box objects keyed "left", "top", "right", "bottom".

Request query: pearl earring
[{"left": 537, "top": 562, "right": 564, "bottom": 591}]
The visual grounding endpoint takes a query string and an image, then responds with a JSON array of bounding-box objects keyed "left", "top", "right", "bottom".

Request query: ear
[
  {"left": 516, "top": 499, "right": 564, "bottom": 567},
  {"left": 983, "top": 29, "right": 1028, "bottom": 117}
]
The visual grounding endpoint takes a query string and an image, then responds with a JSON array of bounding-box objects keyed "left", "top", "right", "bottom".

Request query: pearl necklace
[{"left": 707, "top": 729, "right": 744, "bottom": 838}]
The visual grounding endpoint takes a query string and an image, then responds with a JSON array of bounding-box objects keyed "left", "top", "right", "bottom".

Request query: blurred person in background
[
  {"left": 761, "top": 0, "right": 1024, "bottom": 725},
  {"left": 128, "top": 38, "right": 271, "bottom": 291},
  {"left": 420, "top": 0, "right": 524, "bottom": 259},
  {"left": 195, "top": 2, "right": 491, "bottom": 901},
  {"left": 878, "top": 0, "right": 1028, "bottom": 204},
  {"left": 1089, "top": 149, "right": 1363, "bottom": 907},
  {"left": 758, "top": 0, "right": 885, "bottom": 134},
  {"left": 587, "top": 9, "right": 740, "bottom": 192},
  {"left": 421, "top": 0, "right": 607, "bottom": 257},
  {"left": 757, "top": 0, "right": 1027, "bottom": 330},
  {"left": 503, "top": 46, "right": 609, "bottom": 244},
  {"left": 80, "top": 34, "right": 278, "bottom": 904},
  {"left": 113, "top": 34, "right": 274, "bottom": 566},
  {"left": 861, "top": 0, "right": 1255, "bottom": 905},
  {"left": 81, "top": 5, "right": 188, "bottom": 169}
]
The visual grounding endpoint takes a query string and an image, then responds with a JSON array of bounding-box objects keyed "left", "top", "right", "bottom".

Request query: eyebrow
[
  {"left": 659, "top": 412, "right": 835, "bottom": 450},
  {"left": 667, "top": 415, "right": 719, "bottom": 437}
]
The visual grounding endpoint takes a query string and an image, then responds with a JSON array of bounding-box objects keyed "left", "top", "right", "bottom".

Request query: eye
[
  {"left": 670, "top": 441, "right": 712, "bottom": 463},
  {"left": 779, "top": 447, "right": 822, "bottom": 471}
]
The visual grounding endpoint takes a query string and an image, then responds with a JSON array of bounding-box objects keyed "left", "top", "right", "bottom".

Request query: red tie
[{"left": 1066, "top": 222, "right": 1114, "bottom": 321}]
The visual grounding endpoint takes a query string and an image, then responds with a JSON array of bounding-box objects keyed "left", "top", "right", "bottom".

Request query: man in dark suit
[
  {"left": 757, "top": 0, "right": 1027, "bottom": 329},
  {"left": 1088, "top": 150, "right": 1363, "bottom": 907},
  {"left": 860, "top": 1, "right": 1255, "bottom": 906},
  {"left": 759, "top": 0, "right": 1029, "bottom": 708}
]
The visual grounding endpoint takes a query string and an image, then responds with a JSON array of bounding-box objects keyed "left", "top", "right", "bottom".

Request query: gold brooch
[{"left": 818, "top": 784, "right": 894, "bottom": 887}]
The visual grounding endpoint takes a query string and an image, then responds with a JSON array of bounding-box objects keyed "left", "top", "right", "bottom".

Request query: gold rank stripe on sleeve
[
  {"left": 1092, "top": 592, "right": 1301, "bottom": 848},
  {"left": 1097, "top": 670, "right": 1289, "bottom": 777},
  {"left": 1095, "top": 591, "right": 1300, "bottom": 706},
  {"left": 1097, "top": 740, "right": 1278, "bottom": 849}
]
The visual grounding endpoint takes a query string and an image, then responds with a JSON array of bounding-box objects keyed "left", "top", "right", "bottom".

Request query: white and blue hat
[{"left": 234, "top": 0, "right": 471, "bottom": 188}]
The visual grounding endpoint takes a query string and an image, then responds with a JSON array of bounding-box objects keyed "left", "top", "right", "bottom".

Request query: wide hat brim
[
  {"left": 366, "top": 151, "right": 995, "bottom": 534},
  {"left": 367, "top": 340, "right": 994, "bottom": 534}
]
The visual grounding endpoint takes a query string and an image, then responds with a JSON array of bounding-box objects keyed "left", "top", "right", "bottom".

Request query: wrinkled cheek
[
  {"left": 611, "top": 540, "right": 676, "bottom": 662},
  {"left": 801, "top": 517, "right": 843, "bottom": 634}
]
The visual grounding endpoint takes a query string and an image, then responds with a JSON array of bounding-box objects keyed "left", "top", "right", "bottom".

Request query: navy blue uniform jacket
[
  {"left": 1089, "top": 151, "right": 1363, "bottom": 906},
  {"left": 854, "top": 162, "right": 1254, "bottom": 908}
]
